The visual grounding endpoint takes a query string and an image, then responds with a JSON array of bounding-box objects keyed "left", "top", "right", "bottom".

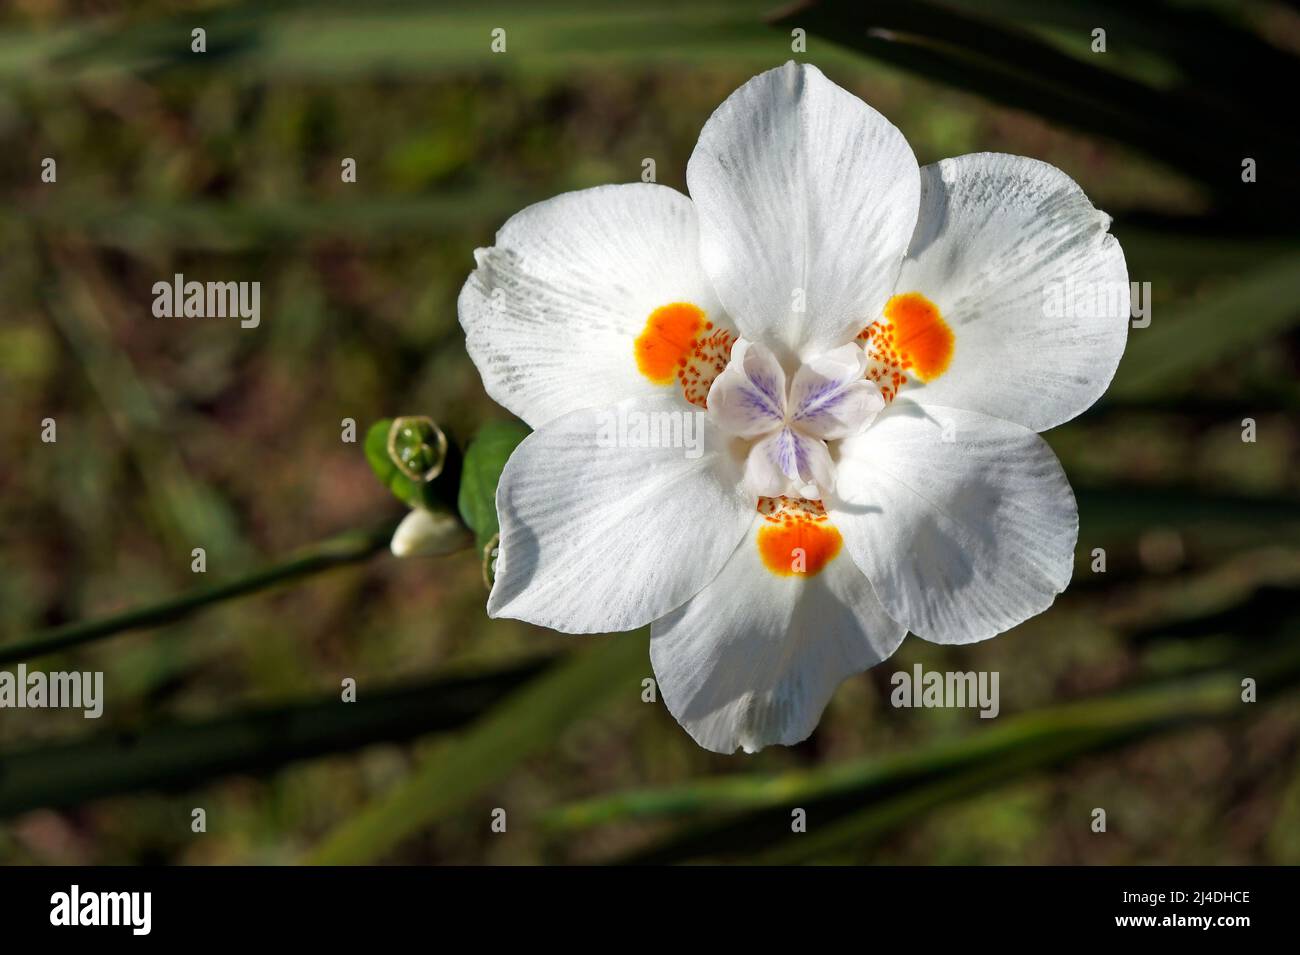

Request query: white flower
[{"left": 458, "top": 62, "right": 1129, "bottom": 754}]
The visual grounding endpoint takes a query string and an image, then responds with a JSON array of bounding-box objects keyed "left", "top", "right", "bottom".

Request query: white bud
[{"left": 390, "top": 508, "right": 467, "bottom": 557}]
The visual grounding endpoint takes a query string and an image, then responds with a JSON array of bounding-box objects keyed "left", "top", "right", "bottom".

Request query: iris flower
[{"left": 457, "top": 63, "right": 1129, "bottom": 753}]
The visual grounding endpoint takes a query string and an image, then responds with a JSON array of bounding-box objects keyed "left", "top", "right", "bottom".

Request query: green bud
[{"left": 388, "top": 416, "right": 448, "bottom": 482}]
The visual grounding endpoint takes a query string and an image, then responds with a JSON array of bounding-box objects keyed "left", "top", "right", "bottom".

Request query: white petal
[
  {"left": 458, "top": 183, "right": 725, "bottom": 429},
  {"left": 893, "top": 154, "right": 1129, "bottom": 432},
  {"left": 789, "top": 342, "right": 884, "bottom": 440},
  {"left": 488, "top": 395, "right": 753, "bottom": 632},
  {"left": 829, "top": 403, "right": 1078, "bottom": 644},
  {"left": 651, "top": 517, "right": 905, "bottom": 754},
  {"left": 745, "top": 428, "right": 834, "bottom": 499},
  {"left": 687, "top": 62, "right": 920, "bottom": 365},
  {"left": 705, "top": 339, "right": 787, "bottom": 438}
]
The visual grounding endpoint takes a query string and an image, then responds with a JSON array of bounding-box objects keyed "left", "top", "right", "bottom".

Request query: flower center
[{"left": 706, "top": 339, "right": 885, "bottom": 500}]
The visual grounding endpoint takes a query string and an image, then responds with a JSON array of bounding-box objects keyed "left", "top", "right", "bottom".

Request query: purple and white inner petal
[
  {"left": 789, "top": 342, "right": 885, "bottom": 440},
  {"left": 746, "top": 428, "right": 834, "bottom": 499},
  {"left": 706, "top": 340, "right": 788, "bottom": 438}
]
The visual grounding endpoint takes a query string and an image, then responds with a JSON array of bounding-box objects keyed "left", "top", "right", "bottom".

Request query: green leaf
[
  {"left": 548, "top": 641, "right": 1300, "bottom": 864},
  {"left": 1108, "top": 254, "right": 1300, "bottom": 400},
  {"left": 938, "top": 0, "right": 1298, "bottom": 115},
  {"left": 0, "top": 1, "right": 797, "bottom": 85},
  {"left": 0, "top": 659, "right": 552, "bottom": 818},
  {"left": 307, "top": 631, "right": 646, "bottom": 865},
  {"left": 458, "top": 420, "right": 531, "bottom": 551},
  {"left": 365, "top": 417, "right": 442, "bottom": 510},
  {"left": 1075, "top": 484, "right": 1300, "bottom": 544},
  {"left": 770, "top": 0, "right": 1300, "bottom": 213}
]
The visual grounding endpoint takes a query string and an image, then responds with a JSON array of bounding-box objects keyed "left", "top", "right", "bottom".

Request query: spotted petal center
[
  {"left": 634, "top": 302, "right": 736, "bottom": 408},
  {"left": 857, "top": 291, "right": 955, "bottom": 401}
]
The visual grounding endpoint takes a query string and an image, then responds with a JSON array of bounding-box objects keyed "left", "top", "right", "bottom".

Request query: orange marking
[
  {"left": 635, "top": 303, "right": 705, "bottom": 384},
  {"left": 883, "top": 292, "right": 953, "bottom": 381},
  {"left": 635, "top": 302, "right": 735, "bottom": 408},
  {"left": 856, "top": 291, "right": 954, "bottom": 401},
  {"left": 756, "top": 496, "right": 842, "bottom": 577}
]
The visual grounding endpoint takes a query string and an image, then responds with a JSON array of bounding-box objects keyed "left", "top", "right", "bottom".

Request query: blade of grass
[
  {"left": 554, "top": 641, "right": 1300, "bottom": 863},
  {"left": 0, "top": 0, "right": 803, "bottom": 84},
  {"left": 307, "top": 631, "right": 648, "bottom": 864},
  {"left": 0, "top": 658, "right": 552, "bottom": 818},
  {"left": 1073, "top": 484, "right": 1300, "bottom": 542},
  {"left": 940, "top": 0, "right": 1299, "bottom": 107},
  {"left": 1108, "top": 254, "right": 1300, "bottom": 400},
  {"left": 751, "top": 730, "right": 1113, "bottom": 864},
  {"left": 770, "top": 0, "right": 1299, "bottom": 211},
  {"left": 1111, "top": 222, "right": 1299, "bottom": 280}
]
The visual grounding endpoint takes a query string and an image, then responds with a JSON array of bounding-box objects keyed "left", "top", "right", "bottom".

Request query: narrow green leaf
[
  {"left": 1109, "top": 254, "right": 1300, "bottom": 400},
  {"left": 0, "top": 1, "right": 800, "bottom": 86},
  {"left": 939, "top": 0, "right": 1299, "bottom": 112},
  {"left": 1074, "top": 485, "right": 1300, "bottom": 543},
  {"left": 772, "top": 0, "right": 1300, "bottom": 211},
  {"left": 457, "top": 420, "right": 531, "bottom": 551},
  {"left": 308, "top": 631, "right": 646, "bottom": 864},
  {"left": 0, "top": 659, "right": 552, "bottom": 818},
  {"left": 751, "top": 732, "right": 1111, "bottom": 864},
  {"left": 556, "top": 642, "right": 1300, "bottom": 864}
]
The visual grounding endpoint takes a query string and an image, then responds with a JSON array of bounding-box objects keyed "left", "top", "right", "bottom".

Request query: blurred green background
[{"left": 1, "top": 0, "right": 1298, "bottom": 864}]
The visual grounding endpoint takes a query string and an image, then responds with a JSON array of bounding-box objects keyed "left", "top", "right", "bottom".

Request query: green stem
[{"left": 0, "top": 520, "right": 405, "bottom": 666}]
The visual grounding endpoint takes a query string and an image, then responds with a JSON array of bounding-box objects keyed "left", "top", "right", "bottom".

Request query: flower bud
[
  {"left": 388, "top": 416, "right": 447, "bottom": 483},
  {"left": 390, "top": 508, "right": 468, "bottom": 557}
]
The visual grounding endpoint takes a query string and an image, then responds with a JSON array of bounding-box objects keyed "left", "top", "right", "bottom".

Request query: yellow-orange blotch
[
  {"left": 884, "top": 291, "right": 954, "bottom": 381},
  {"left": 756, "top": 497, "right": 843, "bottom": 578},
  {"left": 634, "top": 303, "right": 705, "bottom": 384}
]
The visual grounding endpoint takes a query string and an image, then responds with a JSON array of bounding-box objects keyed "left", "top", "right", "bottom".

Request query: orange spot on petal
[
  {"left": 635, "top": 303, "right": 704, "bottom": 385},
  {"left": 635, "top": 302, "right": 735, "bottom": 407},
  {"left": 756, "top": 497, "right": 842, "bottom": 577},
  {"left": 883, "top": 291, "right": 953, "bottom": 381}
]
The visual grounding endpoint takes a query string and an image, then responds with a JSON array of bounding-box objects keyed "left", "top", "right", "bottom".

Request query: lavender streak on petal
[
  {"left": 774, "top": 428, "right": 799, "bottom": 480},
  {"left": 793, "top": 379, "right": 846, "bottom": 424},
  {"left": 747, "top": 371, "right": 785, "bottom": 418},
  {"left": 740, "top": 383, "right": 784, "bottom": 424}
]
